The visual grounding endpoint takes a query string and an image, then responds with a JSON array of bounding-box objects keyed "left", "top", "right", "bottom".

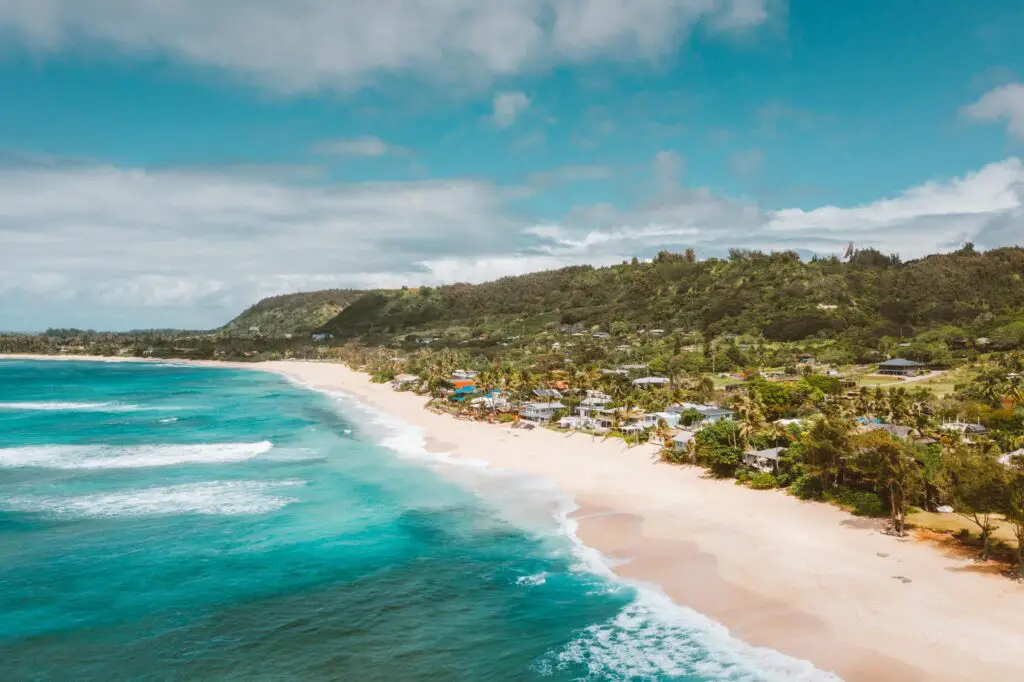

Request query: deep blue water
[{"left": 0, "top": 360, "right": 830, "bottom": 681}]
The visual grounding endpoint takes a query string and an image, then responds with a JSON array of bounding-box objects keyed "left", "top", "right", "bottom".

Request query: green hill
[
  {"left": 221, "top": 290, "right": 365, "bottom": 337},
  {"left": 317, "top": 246, "right": 1024, "bottom": 348}
]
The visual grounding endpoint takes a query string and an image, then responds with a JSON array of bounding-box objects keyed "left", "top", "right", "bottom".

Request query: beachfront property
[
  {"left": 669, "top": 403, "right": 735, "bottom": 427},
  {"left": 671, "top": 431, "right": 695, "bottom": 448},
  {"left": 744, "top": 447, "right": 785, "bottom": 472},
  {"left": 533, "top": 388, "right": 563, "bottom": 401},
  {"left": 452, "top": 369, "right": 478, "bottom": 380},
  {"left": 519, "top": 401, "right": 566, "bottom": 423},
  {"left": 876, "top": 358, "right": 924, "bottom": 376},
  {"left": 391, "top": 373, "right": 420, "bottom": 390}
]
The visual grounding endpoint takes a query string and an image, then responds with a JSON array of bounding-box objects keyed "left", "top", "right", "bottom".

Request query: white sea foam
[
  {"left": 308, "top": 384, "right": 841, "bottom": 682},
  {"left": 0, "top": 441, "right": 273, "bottom": 469},
  {"left": 516, "top": 572, "right": 548, "bottom": 587},
  {"left": 0, "top": 401, "right": 145, "bottom": 412},
  {"left": 158, "top": 417, "right": 179, "bottom": 424},
  {"left": 3, "top": 480, "right": 305, "bottom": 518}
]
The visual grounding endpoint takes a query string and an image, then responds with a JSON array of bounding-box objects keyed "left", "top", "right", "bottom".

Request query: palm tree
[
  {"left": 695, "top": 375, "right": 715, "bottom": 403},
  {"left": 733, "top": 390, "right": 766, "bottom": 448}
]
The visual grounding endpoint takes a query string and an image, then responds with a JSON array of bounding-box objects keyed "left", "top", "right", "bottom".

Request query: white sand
[{"left": 6, "top": 354, "right": 1024, "bottom": 680}]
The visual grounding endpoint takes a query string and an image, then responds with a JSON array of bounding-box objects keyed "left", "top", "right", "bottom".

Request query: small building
[
  {"left": 939, "top": 421, "right": 987, "bottom": 435},
  {"left": 669, "top": 403, "right": 735, "bottom": 426},
  {"left": 520, "top": 402, "right": 566, "bottom": 423},
  {"left": 999, "top": 449, "right": 1024, "bottom": 468},
  {"left": 877, "top": 358, "right": 924, "bottom": 376},
  {"left": 533, "top": 388, "right": 563, "bottom": 401},
  {"left": 391, "top": 374, "right": 420, "bottom": 390},
  {"left": 671, "top": 431, "right": 695, "bottom": 449},
  {"left": 311, "top": 332, "right": 333, "bottom": 342},
  {"left": 744, "top": 447, "right": 785, "bottom": 472},
  {"left": 632, "top": 376, "right": 670, "bottom": 388},
  {"left": 452, "top": 369, "right": 478, "bottom": 380},
  {"left": 592, "top": 332, "right": 611, "bottom": 340}
]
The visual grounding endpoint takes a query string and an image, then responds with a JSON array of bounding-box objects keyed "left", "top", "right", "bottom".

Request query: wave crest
[
  {"left": 3, "top": 480, "right": 305, "bottom": 517},
  {"left": 0, "top": 401, "right": 144, "bottom": 412},
  {"left": 0, "top": 441, "right": 273, "bottom": 469}
]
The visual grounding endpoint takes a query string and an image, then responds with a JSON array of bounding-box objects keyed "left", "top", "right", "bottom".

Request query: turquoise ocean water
[{"left": 0, "top": 360, "right": 834, "bottom": 682}]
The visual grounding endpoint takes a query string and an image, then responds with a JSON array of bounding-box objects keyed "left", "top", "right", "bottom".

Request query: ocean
[{"left": 0, "top": 360, "right": 834, "bottom": 682}]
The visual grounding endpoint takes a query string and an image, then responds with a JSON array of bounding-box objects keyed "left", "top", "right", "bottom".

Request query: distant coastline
[{"left": 5, "top": 353, "right": 1023, "bottom": 680}]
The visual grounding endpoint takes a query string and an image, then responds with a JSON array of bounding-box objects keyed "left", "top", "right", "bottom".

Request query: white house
[
  {"left": 632, "top": 376, "right": 670, "bottom": 387},
  {"left": 520, "top": 401, "right": 566, "bottom": 422},
  {"left": 744, "top": 447, "right": 785, "bottom": 472},
  {"left": 391, "top": 374, "right": 420, "bottom": 390},
  {"left": 670, "top": 403, "right": 735, "bottom": 426},
  {"left": 452, "top": 369, "right": 478, "bottom": 380}
]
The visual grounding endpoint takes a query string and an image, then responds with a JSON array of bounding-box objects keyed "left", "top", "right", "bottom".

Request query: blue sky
[{"left": 0, "top": 0, "right": 1022, "bottom": 330}]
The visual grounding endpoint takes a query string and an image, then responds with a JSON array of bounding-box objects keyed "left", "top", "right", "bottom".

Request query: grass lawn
[
  {"left": 913, "top": 367, "right": 974, "bottom": 398},
  {"left": 855, "top": 375, "right": 903, "bottom": 387},
  {"left": 908, "top": 510, "right": 1019, "bottom": 548}
]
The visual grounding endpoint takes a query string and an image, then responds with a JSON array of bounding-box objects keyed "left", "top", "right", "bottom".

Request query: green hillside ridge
[
  {"left": 316, "top": 246, "right": 1024, "bottom": 349},
  {"left": 221, "top": 289, "right": 365, "bottom": 337}
]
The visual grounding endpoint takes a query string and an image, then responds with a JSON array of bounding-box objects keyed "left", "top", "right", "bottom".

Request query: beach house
[
  {"left": 669, "top": 403, "right": 735, "bottom": 427},
  {"left": 391, "top": 374, "right": 420, "bottom": 390},
  {"left": 519, "top": 401, "right": 565, "bottom": 423},
  {"left": 744, "top": 447, "right": 785, "bottom": 472},
  {"left": 876, "top": 358, "right": 924, "bottom": 376}
]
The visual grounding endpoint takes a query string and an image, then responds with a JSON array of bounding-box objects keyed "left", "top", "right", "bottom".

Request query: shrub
[
  {"left": 825, "top": 486, "right": 886, "bottom": 517},
  {"left": 748, "top": 472, "right": 779, "bottom": 490},
  {"left": 791, "top": 474, "right": 824, "bottom": 500}
]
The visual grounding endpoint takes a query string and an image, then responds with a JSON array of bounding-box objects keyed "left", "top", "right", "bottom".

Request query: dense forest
[
  {"left": 316, "top": 246, "right": 1024, "bottom": 349},
  {"left": 220, "top": 289, "right": 364, "bottom": 337}
]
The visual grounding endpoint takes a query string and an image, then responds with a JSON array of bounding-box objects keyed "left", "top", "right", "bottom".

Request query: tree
[
  {"left": 1005, "top": 466, "right": 1024, "bottom": 580},
  {"left": 941, "top": 444, "right": 1008, "bottom": 560},
  {"left": 695, "top": 420, "right": 743, "bottom": 477},
  {"left": 852, "top": 430, "right": 923, "bottom": 535},
  {"left": 802, "top": 411, "right": 853, "bottom": 492}
]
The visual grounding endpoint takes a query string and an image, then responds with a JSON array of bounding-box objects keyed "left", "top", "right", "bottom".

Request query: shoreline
[{"left": 4, "top": 355, "right": 1024, "bottom": 680}]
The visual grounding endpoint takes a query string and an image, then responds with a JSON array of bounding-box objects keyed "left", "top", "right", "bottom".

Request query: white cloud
[
  {"left": 0, "top": 0, "right": 776, "bottom": 92},
  {"left": 311, "top": 136, "right": 406, "bottom": 157},
  {"left": 491, "top": 91, "right": 530, "bottom": 129},
  {"left": 962, "top": 82, "right": 1024, "bottom": 141},
  {"left": 1, "top": 156, "right": 1021, "bottom": 330}
]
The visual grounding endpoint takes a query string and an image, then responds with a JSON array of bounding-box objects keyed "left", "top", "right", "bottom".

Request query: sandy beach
[{"left": 6, "top": 355, "right": 1024, "bottom": 680}]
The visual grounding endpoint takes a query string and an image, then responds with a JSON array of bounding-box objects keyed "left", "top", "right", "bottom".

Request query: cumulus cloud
[
  {"left": 0, "top": 156, "right": 1021, "bottom": 330},
  {"left": 962, "top": 82, "right": 1024, "bottom": 141},
  {"left": 491, "top": 91, "right": 531, "bottom": 128},
  {"left": 0, "top": 0, "right": 776, "bottom": 92}
]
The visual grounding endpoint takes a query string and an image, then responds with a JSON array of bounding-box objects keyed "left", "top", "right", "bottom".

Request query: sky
[{"left": 0, "top": 1, "right": 1022, "bottom": 331}]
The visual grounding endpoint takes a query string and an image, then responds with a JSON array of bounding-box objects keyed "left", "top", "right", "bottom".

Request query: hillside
[
  {"left": 317, "top": 246, "right": 1024, "bottom": 347},
  {"left": 221, "top": 290, "right": 364, "bottom": 337}
]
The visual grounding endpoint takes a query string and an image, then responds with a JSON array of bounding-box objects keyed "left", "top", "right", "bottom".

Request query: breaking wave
[
  {"left": 2, "top": 480, "right": 305, "bottom": 518},
  {"left": 0, "top": 401, "right": 145, "bottom": 412},
  {"left": 0, "top": 441, "right": 273, "bottom": 470}
]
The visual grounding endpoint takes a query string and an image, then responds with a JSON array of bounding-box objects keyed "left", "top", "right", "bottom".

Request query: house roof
[
  {"left": 533, "top": 388, "right": 563, "bottom": 398},
  {"left": 878, "top": 358, "right": 923, "bottom": 367},
  {"left": 521, "top": 401, "right": 565, "bottom": 410},
  {"left": 633, "top": 376, "right": 670, "bottom": 385},
  {"left": 746, "top": 447, "right": 785, "bottom": 460}
]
